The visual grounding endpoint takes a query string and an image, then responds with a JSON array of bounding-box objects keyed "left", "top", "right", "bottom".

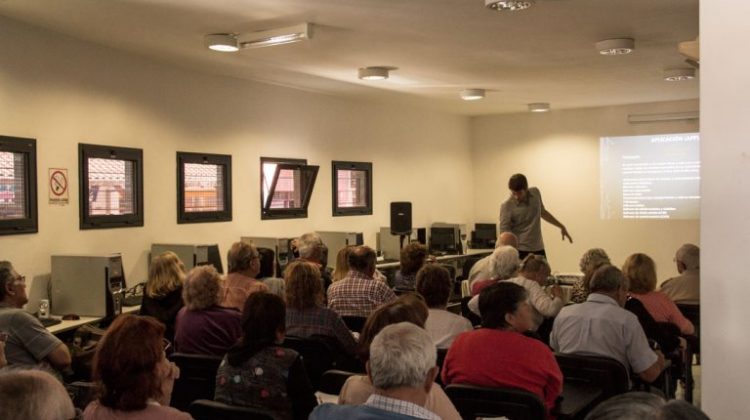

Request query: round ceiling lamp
[
  {"left": 528, "top": 102, "right": 550, "bottom": 113},
  {"left": 664, "top": 68, "right": 696, "bottom": 81},
  {"left": 595, "top": 38, "right": 635, "bottom": 55},
  {"left": 358, "top": 67, "right": 391, "bottom": 80},
  {"left": 204, "top": 33, "right": 239, "bottom": 52},
  {"left": 485, "top": 0, "right": 534, "bottom": 11},
  {"left": 460, "top": 89, "right": 486, "bottom": 101}
]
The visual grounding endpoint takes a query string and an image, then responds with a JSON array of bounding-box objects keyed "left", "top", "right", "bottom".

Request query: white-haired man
[
  {"left": 311, "top": 322, "right": 440, "bottom": 419},
  {"left": 0, "top": 369, "right": 76, "bottom": 420},
  {"left": 659, "top": 244, "right": 700, "bottom": 302},
  {"left": 292, "top": 232, "right": 333, "bottom": 291},
  {"left": 467, "top": 231, "right": 518, "bottom": 285},
  {"left": 469, "top": 245, "right": 520, "bottom": 296}
]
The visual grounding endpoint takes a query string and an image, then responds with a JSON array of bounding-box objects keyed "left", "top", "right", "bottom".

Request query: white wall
[
  {"left": 471, "top": 100, "right": 700, "bottom": 275},
  {"left": 700, "top": 1, "right": 750, "bottom": 417},
  {"left": 0, "top": 18, "right": 474, "bottom": 306}
]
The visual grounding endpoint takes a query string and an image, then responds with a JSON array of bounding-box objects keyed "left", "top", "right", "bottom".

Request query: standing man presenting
[{"left": 499, "top": 174, "right": 572, "bottom": 259}]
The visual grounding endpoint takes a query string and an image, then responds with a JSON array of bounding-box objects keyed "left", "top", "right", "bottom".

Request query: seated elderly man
[
  {"left": 221, "top": 241, "right": 268, "bottom": 311},
  {"left": 293, "top": 232, "right": 333, "bottom": 291},
  {"left": 0, "top": 369, "right": 76, "bottom": 420},
  {"left": 659, "top": 243, "right": 700, "bottom": 303},
  {"left": 467, "top": 231, "right": 518, "bottom": 285},
  {"left": 311, "top": 322, "right": 440, "bottom": 420},
  {"left": 469, "top": 245, "right": 520, "bottom": 295},
  {"left": 0, "top": 262, "right": 71, "bottom": 372},
  {"left": 327, "top": 246, "right": 396, "bottom": 318},
  {"left": 551, "top": 265, "right": 665, "bottom": 383}
]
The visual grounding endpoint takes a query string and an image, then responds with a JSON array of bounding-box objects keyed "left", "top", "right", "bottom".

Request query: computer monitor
[
  {"left": 472, "top": 223, "right": 497, "bottom": 249},
  {"left": 429, "top": 226, "right": 459, "bottom": 255},
  {"left": 51, "top": 254, "right": 126, "bottom": 318}
]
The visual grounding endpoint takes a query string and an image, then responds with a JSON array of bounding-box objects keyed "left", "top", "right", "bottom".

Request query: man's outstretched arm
[{"left": 541, "top": 209, "right": 573, "bottom": 243}]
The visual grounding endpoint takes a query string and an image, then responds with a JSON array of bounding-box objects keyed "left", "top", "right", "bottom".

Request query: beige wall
[
  {"left": 0, "top": 18, "right": 474, "bottom": 306},
  {"left": 471, "top": 100, "right": 700, "bottom": 276}
]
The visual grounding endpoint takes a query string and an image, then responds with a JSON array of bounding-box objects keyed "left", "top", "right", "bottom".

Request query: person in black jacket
[{"left": 139, "top": 251, "right": 186, "bottom": 344}]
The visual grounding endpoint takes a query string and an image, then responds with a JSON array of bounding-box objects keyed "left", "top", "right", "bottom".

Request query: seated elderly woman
[
  {"left": 416, "top": 264, "right": 472, "bottom": 349},
  {"left": 394, "top": 242, "right": 429, "bottom": 290},
  {"left": 215, "top": 292, "right": 317, "bottom": 420},
  {"left": 174, "top": 265, "right": 242, "bottom": 356},
  {"left": 140, "top": 251, "right": 186, "bottom": 343},
  {"left": 338, "top": 295, "right": 461, "bottom": 420},
  {"left": 623, "top": 253, "right": 694, "bottom": 336},
  {"left": 332, "top": 245, "right": 355, "bottom": 283},
  {"left": 221, "top": 241, "right": 268, "bottom": 311},
  {"left": 569, "top": 248, "right": 611, "bottom": 303},
  {"left": 83, "top": 314, "right": 189, "bottom": 420},
  {"left": 470, "top": 245, "right": 520, "bottom": 295},
  {"left": 284, "top": 261, "right": 357, "bottom": 356},
  {"left": 443, "top": 282, "right": 563, "bottom": 417}
]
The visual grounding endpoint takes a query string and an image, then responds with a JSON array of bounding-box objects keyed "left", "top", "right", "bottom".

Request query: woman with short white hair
[{"left": 470, "top": 245, "right": 520, "bottom": 295}]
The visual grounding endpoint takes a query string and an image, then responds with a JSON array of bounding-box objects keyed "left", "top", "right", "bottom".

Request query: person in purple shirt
[{"left": 174, "top": 265, "right": 241, "bottom": 356}]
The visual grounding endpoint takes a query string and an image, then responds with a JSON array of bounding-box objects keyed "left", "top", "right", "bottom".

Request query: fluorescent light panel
[{"left": 238, "top": 23, "right": 311, "bottom": 49}]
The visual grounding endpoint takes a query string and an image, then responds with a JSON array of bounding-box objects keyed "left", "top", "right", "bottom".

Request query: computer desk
[
  {"left": 47, "top": 304, "right": 140, "bottom": 335},
  {"left": 375, "top": 248, "right": 493, "bottom": 270}
]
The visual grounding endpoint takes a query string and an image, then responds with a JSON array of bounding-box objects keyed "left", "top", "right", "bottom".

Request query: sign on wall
[{"left": 48, "top": 168, "right": 69, "bottom": 205}]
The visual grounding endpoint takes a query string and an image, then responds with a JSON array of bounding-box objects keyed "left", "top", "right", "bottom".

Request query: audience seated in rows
[
  {"left": 294, "top": 232, "right": 333, "bottom": 292},
  {"left": 470, "top": 245, "right": 520, "bottom": 295},
  {"left": 660, "top": 244, "right": 700, "bottom": 303},
  {"left": 467, "top": 231, "right": 519, "bottom": 286},
  {"left": 0, "top": 261, "right": 71, "bottom": 374},
  {"left": 140, "top": 251, "right": 186, "bottom": 343},
  {"left": 221, "top": 242, "right": 268, "bottom": 311},
  {"left": 0, "top": 369, "right": 76, "bottom": 420},
  {"left": 257, "top": 247, "right": 285, "bottom": 297},
  {"left": 443, "top": 282, "right": 563, "bottom": 416},
  {"left": 416, "top": 264, "right": 472, "bottom": 349},
  {"left": 551, "top": 265, "right": 665, "bottom": 383},
  {"left": 313, "top": 322, "right": 443, "bottom": 420},
  {"left": 623, "top": 253, "right": 694, "bottom": 336},
  {"left": 584, "top": 391, "right": 709, "bottom": 420},
  {"left": 215, "top": 292, "right": 317, "bottom": 420},
  {"left": 284, "top": 261, "right": 357, "bottom": 356},
  {"left": 332, "top": 245, "right": 356, "bottom": 283},
  {"left": 394, "top": 242, "right": 429, "bottom": 290},
  {"left": 174, "top": 266, "right": 241, "bottom": 356},
  {"left": 83, "top": 314, "right": 189, "bottom": 420},
  {"left": 339, "top": 295, "right": 460, "bottom": 420},
  {"left": 327, "top": 246, "right": 397, "bottom": 318},
  {"left": 570, "top": 248, "right": 611, "bottom": 304}
]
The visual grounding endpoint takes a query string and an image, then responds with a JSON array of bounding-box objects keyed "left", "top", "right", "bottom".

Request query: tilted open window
[
  {"left": 0, "top": 135, "right": 38, "bottom": 235},
  {"left": 332, "top": 161, "right": 373, "bottom": 216},
  {"left": 260, "top": 157, "right": 318, "bottom": 220},
  {"left": 177, "top": 152, "right": 232, "bottom": 224},
  {"left": 79, "top": 143, "right": 143, "bottom": 229}
]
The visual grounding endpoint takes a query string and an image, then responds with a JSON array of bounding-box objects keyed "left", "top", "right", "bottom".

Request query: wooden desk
[
  {"left": 47, "top": 305, "right": 140, "bottom": 335},
  {"left": 376, "top": 248, "right": 492, "bottom": 270}
]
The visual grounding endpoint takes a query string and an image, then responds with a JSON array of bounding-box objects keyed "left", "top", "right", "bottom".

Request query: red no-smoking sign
[{"left": 48, "top": 168, "right": 69, "bottom": 204}]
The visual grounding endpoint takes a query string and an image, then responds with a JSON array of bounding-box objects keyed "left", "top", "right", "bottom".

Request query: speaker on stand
[{"left": 390, "top": 202, "right": 412, "bottom": 250}]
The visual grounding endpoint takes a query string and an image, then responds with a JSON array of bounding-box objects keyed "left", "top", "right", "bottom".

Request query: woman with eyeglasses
[{"left": 83, "top": 314, "right": 190, "bottom": 420}]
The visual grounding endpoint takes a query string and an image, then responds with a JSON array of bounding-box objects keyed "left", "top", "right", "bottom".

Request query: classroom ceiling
[{"left": 0, "top": 0, "right": 699, "bottom": 116}]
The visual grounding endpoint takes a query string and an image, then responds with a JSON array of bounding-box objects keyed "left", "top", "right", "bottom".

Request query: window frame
[
  {"left": 78, "top": 143, "right": 144, "bottom": 229},
  {"left": 177, "top": 152, "right": 232, "bottom": 224},
  {"left": 332, "top": 160, "right": 373, "bottom": 217},
  {"left": 0, "top": 135, "right": 38, "bottom": 236},
  {"left": 259, "top": 157, "right": 318, "bottom": 220}
]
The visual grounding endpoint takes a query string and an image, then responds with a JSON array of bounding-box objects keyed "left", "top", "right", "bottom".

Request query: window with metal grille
[
  {"left": 260, "top": 157, "right": 319, "bottom": 220},
  {"left": 0, "top": 135, "right": 37, "bottom": 235},
  {"left": 178, "top": 152, "right": 232, "bottom": 223},
  {"left": 79, "top": 143, "right": 143, "bottom": 229},
  {"left": 332, "top": 161, "right": 373, "bottom": 216}
]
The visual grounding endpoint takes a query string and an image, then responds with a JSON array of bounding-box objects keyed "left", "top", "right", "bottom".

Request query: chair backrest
[
  {"left": 445, "top": 383, "right": 546, "bottom": 420},
  {"left": 168, "top": 353, "right": 224, "bottom": 411},
  {"left": 282, "top": 336, "right": 338, "bottom": 390},
  {"left": 341, "top": 315, "right": 367, "bottom": 333},
  {"left": 189, "top": 399, "right": 274, "bottom": 420},
  {"left": 676, "top": 301, "right": 700, "bottom": 330},
  {"left": 319, "top": 369, "right": 358, "bottom": 395},
  {"left": 460, "top": 296, "right": 482, "bottom": 327},
  {"left": 461, "top": 255, "right": 484, "bottom": 280},
  {"left": 554, "top": 353, "right": 629, "bottom": 403},
  {"left": 434, "top": 348, "right": 449, "bottom": 386}
]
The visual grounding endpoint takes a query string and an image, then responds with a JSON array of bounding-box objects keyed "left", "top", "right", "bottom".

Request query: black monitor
[
  {"left": 472, "top": 223, "right": 497, "bottom": 248},
  {"left": 429, "top": 227, "right": 459, "bottom": 255},
  {"left": 202, "top": 244, "right": 224, "bottom": 274}
]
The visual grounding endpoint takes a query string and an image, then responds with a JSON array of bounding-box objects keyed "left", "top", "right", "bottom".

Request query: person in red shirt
[{"left": 442, "top": 282, "right": 563, "bottom": 417}]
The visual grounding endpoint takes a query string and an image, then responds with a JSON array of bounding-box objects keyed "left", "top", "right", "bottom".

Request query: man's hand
[{"left": 561, "top": 226, "right": 573, "bottom": 243}]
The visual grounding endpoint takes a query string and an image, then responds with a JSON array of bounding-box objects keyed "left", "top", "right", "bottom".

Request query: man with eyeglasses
[{"left": 0, "top": 261, "right": 71, "bottom": 372}]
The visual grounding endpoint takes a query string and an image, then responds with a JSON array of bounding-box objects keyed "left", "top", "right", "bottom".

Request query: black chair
[
  {"left": 459, "top": 255, "right": 484, "bottom": 281},
  {"left": 554, "top": 353, "right": 629, "bottom": 406},
  {"left": 319, "top": 369, "right": 358, "bottom": 395},
  {"left": 445, "top": 383, "right": 546, "bottom": 420},
  {"left": 168, "top": 353, "right": 223, "bottom": 411},
  {"left": 460, "top": 296, "right": 482, "bottom": 327},
  {"left": 65, "top": 381, "right": 97, "bottom": 410},
  {"left": 676, "top": 301, "right": 700, "bottom": 359},
  {"left": 189, "top": 399, "right": 274, "bottom": 420},
  {"left": 341, "top": 316, "right": 367, "bottom": 333},
  {"left": 435, "top": 348, "right": 449, "bottom": 386},
  {"left": 282, "top": 336, "right": 341, "bottom": 390}
]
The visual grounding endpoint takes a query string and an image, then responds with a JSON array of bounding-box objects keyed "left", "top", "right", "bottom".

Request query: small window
[
  {"left": 0, "top": 136, "right": 37, "bottom": 235},
  {"left": 332, "top": 161, "right": 373, "bottom": 216},
  {"left": 260, "top": 157, "right": 319, "bottom": 220},
  {"left": 79, "top": 143, "right": 143, "bottom": 229},
  {"left": 177, "top": 152, "right": 232, "bottom": 224}
]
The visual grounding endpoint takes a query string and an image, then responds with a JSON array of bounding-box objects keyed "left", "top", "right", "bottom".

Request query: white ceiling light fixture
[
  {"left": 595, "top": 38, "right": 635, "bottom": 55},
  {"left": 528, "top": 102, "right": 550, "bottom": 112},
  {"left": 358, "top": 67, "right": 391, "bottom": 80},
  {"left": 461, "top": 89, "right": 486, "bottom": 101},
  {"left": 205, "top": 33, "right": 239, "bottom": 52},
  {"left": 663, "top": 68, "right": 696, "bottom": 82},
  {"left": 238, "top": 23, "right": 311, "bottom": 49},
  {"left": 485, "top": 0, "right": 534, "bottom": 11}
]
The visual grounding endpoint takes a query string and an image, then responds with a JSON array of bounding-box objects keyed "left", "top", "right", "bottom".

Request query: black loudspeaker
[{"left": 390, "top": 202, "right": 412, "bottom": 235}]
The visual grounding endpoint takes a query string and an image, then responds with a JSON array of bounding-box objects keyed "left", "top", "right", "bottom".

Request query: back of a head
[
  {"left": 508, "top": 173, "right": 528, "bottom": 191},
  {"left": 579, "top": 248, "right": 611, "bottom": 275},
  {"left": 497, "top": 231, "right": 519, "bottom": 248},
  {"left": 147, "top": 251, "right": 185, "bottom": 298},
  {"left": 298, "top": 232, "right": 324, "bottom": 261},
  {"left": 622, "top": 253, "right": 657, "bottom": 294},
  {"left": 489, "top": 245, "right": 520, "bottom": 280},
  {"left": 227, "top": 241, "right": 258, "bottom": 274},
  {"left": 348, "top": 246, "right": 376, "bottom": 273},
  {"left": 358, "top": 299, "right": 428, "bottom": 361},
  {"left": 676, "top": 244, "right": 700, "bottom": 270},
  {"left": 284, "top": 261, "right": 323, "bottom": 310},
  {"left": 589, "top": 265, "right": 626, "bottom": 294},
  {"left": 229, "top": 292, "right": 286, "bottom": 365},
  {"left": 333, "top": 245, "right": 355, "bottom": 281},
  {"left": 656, "top": 400, "right": 710, "bottom": 420},
  {"left": 400, "top": 242, "right": 428, "bottom": 275},
  {"left": 0, "top": 369, "right": 76, "bottom": 420},
  {"left": 416, "top": 264, "right": 452, "bottom": 308},
  {"left": 584, "top": 392, "right": 665, "bottom": 420},
  {"left": 478, "top": 282, "right": 527, "bottom": 329},
  {"left": 520, "top": 254, "right": 550, "bottom": 277},
  {"left": 0, "top": 261, "right": 15, "bottom": 301},
  {"left": 257, "top": 247, "right": 276, "bottom": 278},
  {"left": 182, "top": 265, "right": 221, "bottom": 310},
  {"left": 368, "top": 322, "right": 436, "bottom": 391}
]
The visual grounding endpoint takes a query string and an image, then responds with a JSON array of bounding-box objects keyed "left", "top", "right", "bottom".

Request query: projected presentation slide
[{"left": 600, "top": 132, "right": 700, "bottom": 220}]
